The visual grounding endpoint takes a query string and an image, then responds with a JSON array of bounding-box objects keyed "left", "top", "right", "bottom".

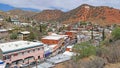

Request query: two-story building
[
  {"left": 41, "top": 34, "right": 69, "bottom": 55},
  {"left": 0, "top": 29, "right": 9, "bottom": 40},
  {"left": 65, "top": 31, "right": 77, "bottom": 39},
  {"left": 18, "top": 31, "right": 30, "bottom": 40},
  {"left": 65, "top": 31, "right": 77, "bottom": 44},
  {"left": 11, "top": 18, "right": 20, "bottom": 25},
  {"left": 0, "top": 41, "right": 44, "bottom": 67}
]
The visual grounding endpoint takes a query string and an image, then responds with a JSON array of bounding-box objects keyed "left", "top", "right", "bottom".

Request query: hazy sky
[{"left": 0, "top": 0, "right": 120, "bottom": 11}]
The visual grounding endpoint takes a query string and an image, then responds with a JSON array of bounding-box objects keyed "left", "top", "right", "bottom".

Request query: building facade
[
  {"left": 41, "top": 35, "right": 69, "bottom": 56},
  {"left": 0, "top": 41, "right": 44, "bottom": 67},
  {"left": 18, "top": 31, "right": 30, "bottom": 40}
]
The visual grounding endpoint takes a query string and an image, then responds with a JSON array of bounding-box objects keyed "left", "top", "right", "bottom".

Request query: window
[
  {"left": 22, "top": 52, "right": 24, "bottom": 54},
  {"left": 18, "top": 53, "right": 22, "bottom": 55},
  {"left": 42, "top": 47, "right": 44, "bottom": 50},
  {"left": 3, "top": 56, "right": 6, "bottom": 60},
  {"left": 28, "top": 51, "right": 30, "bottom": 53},
  {"left": 33, "top": 49, "right": 35, "bottom": 52},
  {"left": 4, "top": 55, "right": 11, "bottom": 60},
  {"left": 14, "top": 53, "right": 18, "bottom": 56}
]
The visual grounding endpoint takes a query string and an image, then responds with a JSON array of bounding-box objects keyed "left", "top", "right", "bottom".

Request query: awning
[
  {"left": 45, "top": 52, "right": 52, "bottom": 57},
  {"left": 0, "top": 60, "right": 4, "bottom": 64}
]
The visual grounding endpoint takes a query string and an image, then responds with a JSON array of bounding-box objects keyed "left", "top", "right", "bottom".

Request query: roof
[
  {"left": 0, "top": 29, "right": 8, "bottom": 32},
  {"left": 63, "top": 51, "right": 75, "bottom": 56},
  {"left": 67, "top": 45, "right": 74, "bottom": 49},
  {"left": 20, "top": 31, "right": 30, "bottom": 34},
  {"left": 66, "top": 31, "right": 77, "bottom": 33},
  {"left": 42, "top": 35, "right": 62, "bottom": 40},
  {"left": 47, "top": 53, "right": 71, "bottom": 64},
  {"left": 51, "top": 33, "right": 58, "bottom": 35},
  {"left": 49, "top": 44, "right": 57, "bottom": 48},
  {"left": 42, "top": 35, "right": 67, "bottom": 40},
  {"left": 0, "top": 41, "right": 43, "bottom": 54},
  {"left": 32, "top": 62, "right": 54, "bottom": 68}
]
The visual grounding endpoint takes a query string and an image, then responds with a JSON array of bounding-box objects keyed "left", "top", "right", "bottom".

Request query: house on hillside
[
  {"left": 0, "top": 15, "right": 3, "bottom": 21},
  {"left": 11, "top": 18, "right": 20, "bottom": 25},
  {"left": 20, "top": 23, "right": 31, "bottom": 27},
  {"left": 0, "top": 29, "right": 9, "bottom": 40},
  {"left": 18, "top": 31, "right": 30, "bottom": 40}
]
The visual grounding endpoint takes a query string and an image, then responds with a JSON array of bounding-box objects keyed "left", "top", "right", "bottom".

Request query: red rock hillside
[
  {"left": 59, "top": 4, "right": 120, "bottom": 25},
  {"left": 33, "top": 4, "right": 120, "bottom": 25},
  {"left": 33, "top": 10, "right": 64, "bottom": 22}
]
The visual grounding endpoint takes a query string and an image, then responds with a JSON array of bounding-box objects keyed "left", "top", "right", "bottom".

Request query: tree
[
  {"left": 48, "top": 28, "right": 53, "bottom": 32},
  {"left": 111, "top": 27, "right": 120, "bottom": 41},
  {"left": 6, "top": 16, "right": 11, "bottom": 22},
  {"left": 39, "top": 24, "right": 47, "bottom": 35},
  {"left": 27, "top": 32, "right": 35, "bottom": 41},
  {"left": 91, "top": 26, "right": 94, "bottom": 40},
  {"left": 102, "top": 28, "right": 105, "bottom": 41},
  {"left": 10, "top": 33, "right": 18, "bottom": 40},
  {"left": 73, "top": 41, "right": 97, "bottom": 61}
]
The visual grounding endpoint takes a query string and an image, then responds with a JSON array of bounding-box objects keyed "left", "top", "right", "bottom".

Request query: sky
[{"left": 0, "top": 0, "right": 120, "bottom": 12}]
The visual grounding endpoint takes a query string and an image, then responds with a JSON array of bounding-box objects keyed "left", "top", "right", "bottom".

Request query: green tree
[
  {"left": 111, "top": 27, "right": 120, "bottom": 41},
  {"left": 10, "top": 33, "right": 18, "bottom": 39},
  {"left": 73, "top": 41, "right": 96, "bottom": 61},
  {"left": 6, "top": 17, "right": 11, "bottom": 22},
  {"left": 102, "top": 28, "right": 105, "bottom": 41},
  {"left": 48, "top": 28, "right": 53, "bottom": 32},
  {"left": 27, "top": 32, "right": 35, "bottom": 41},
  {"left": 39, "top": 24, "right": 47, "bottom": 35}
]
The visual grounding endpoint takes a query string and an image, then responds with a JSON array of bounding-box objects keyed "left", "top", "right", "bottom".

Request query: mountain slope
[
  {"left": 60, "top": 4, "right": 120, "bottom": 25},
  {"left": 33, "top": 10, "right": 64, "bottom": 22},
  {"left": 8, "top": 9, "right": 37, "bottom": 22},
  {"left": 33, "top": 4, "right": 120, "bottom": 25}
]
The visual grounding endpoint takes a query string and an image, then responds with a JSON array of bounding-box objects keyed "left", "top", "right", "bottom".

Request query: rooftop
[
  {"left": 0, "top": 29, "right": 8, "bottom": 32},
  {"left": 20, "top": 31, "right": 30, "bottom": 34},
  {"left": 42, "top": 35, "right": 68, "bottom": 40},
  {"left": 49, "top": 44, "right": 57, "bottom": 48},
  {"left": 67, "top": 45, "right": 74, "bottom": 49},
  {"left": 66, "top": 31, "right": 77, "bottom": 33},
  {"left": 33, "top": 62, "right": 54, "bottom": 68},
  {"left": 46, "top": 52, "right": 73, "bottom": 64},
  {"left": 0, "top": 41, "right": 43, "bottom": 54}
]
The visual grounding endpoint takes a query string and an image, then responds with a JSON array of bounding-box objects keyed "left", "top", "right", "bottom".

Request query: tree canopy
[
  {"left": 111, "top": 27, "right": 120, "bottom": 41},
  {"left": 73, "top": 41, "right": 97, "bottom": 61}
]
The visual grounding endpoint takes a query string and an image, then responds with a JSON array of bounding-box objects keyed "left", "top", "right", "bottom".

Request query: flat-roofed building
[
  {"left": 65, "top": 31, "right": 77, "bottom": 40},
  {"left": 65, "top": 31, "right": 78, "bottom": 44},
  {"left": 0, "top": 41, "right": 44, "bottom": 67},
  {"left": 0, "top": 29, "right": 9, "bottom": 39},
  {"left": 66, "top": 45, "right": 74, "bottom": 52},
  {"left": 18, "top": 31, "right": 30, "bottom": 40},
  {"left": 41, "top": 34, "right": 69, "bottom": 55},
  {"left": 42, "top": 35, "right": 64, "bottom": 45}
]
